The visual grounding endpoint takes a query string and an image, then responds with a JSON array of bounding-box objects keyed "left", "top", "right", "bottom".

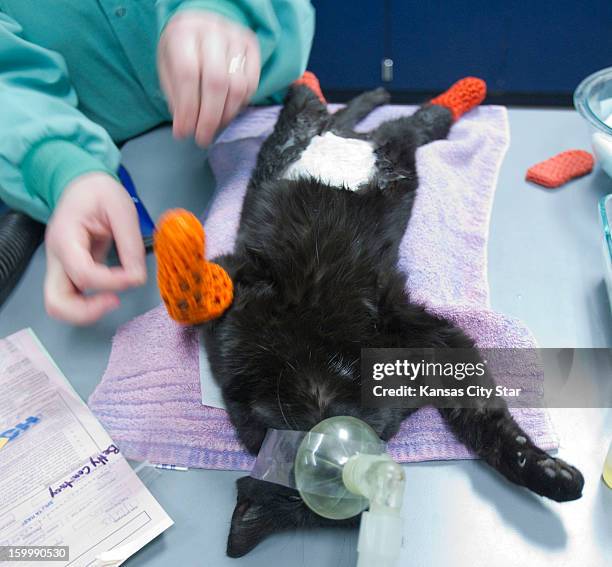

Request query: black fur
[{"left": 201, "top": 86, "right": 584, "bottom": 557}]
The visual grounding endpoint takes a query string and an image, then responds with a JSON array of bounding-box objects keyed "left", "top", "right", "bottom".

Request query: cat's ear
[
  {"left": 227, "top": 477, "right": 298, "bottom": 557},
  {"left": 226, "top": 477, "right": 360, "bottom": 557},
  {"left": 227, "top": 495, "right": 274, "bottom": 557}
]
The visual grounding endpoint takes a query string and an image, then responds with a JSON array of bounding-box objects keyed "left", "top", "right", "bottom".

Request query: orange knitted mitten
[
  {"left": 430, "top": 77, "right": 487, "bottom": 121},
  {"left": 293, "top": 70, "right": 326, "bottom": 104},
  {"left": 154, "top": 209, "right": 233, "bottom": 325},
  {"left": 526, "top": 150, "right": 594, "bottom": 188}
]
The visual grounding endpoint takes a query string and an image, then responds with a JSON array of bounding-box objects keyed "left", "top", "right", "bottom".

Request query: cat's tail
[{"left": 429, "top": 77, "right": 487, "bottom": 121}]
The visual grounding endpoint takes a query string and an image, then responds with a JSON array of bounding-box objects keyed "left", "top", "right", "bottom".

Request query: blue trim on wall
[{"left": 308, "top": 1, "right": 612, "bottom": 101}]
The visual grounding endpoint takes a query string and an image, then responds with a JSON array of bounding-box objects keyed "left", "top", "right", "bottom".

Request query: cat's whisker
[{"left": 255, "top": 342, "right": 273, "bottom": 354}]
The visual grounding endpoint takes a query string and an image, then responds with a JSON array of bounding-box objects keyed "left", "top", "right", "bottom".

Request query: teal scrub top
[{"left": 0, "top": 0, "right": 315, "bottom": 221}]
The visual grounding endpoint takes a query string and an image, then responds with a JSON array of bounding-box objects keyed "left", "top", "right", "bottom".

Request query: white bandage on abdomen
[{"left": 282, "top": 132, "right": 377, "bottom": 191}]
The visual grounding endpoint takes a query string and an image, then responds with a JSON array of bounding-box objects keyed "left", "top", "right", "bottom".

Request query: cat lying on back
[{"left": 199, "top": 78, "right": 584, "bottom": 557}]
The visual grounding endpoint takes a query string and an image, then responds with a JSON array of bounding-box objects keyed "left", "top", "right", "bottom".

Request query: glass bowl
[
  {"left": 600, "top": 194, "right": 612, "bottom": 307},
  {"left": 575, "top": 70, "right": 612, "bottom": 306},
  {"left": 574, "top": 67, "right": 612, "bottom": 178}
]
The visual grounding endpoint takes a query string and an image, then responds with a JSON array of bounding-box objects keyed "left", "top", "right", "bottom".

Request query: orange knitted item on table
[
  {"left": 526, "top": 150, "right": 594, "bottom": 188},
  {"left": 430, "top": 77, "right": 487, "bottom": 121},
  {"left": 293, "top": 70, "right": 326, "bottom": 104},
  {"left": 154, "top": 209, "right": 233, "bottom": 325}
]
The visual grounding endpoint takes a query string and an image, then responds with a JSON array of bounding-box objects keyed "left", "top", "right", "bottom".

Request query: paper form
[{"left": 0, "top": 329, "right": 173, "bottom": 566}]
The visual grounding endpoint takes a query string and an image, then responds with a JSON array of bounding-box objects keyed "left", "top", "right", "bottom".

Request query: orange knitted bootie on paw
[
  {"left": 293, "top": 70, "right": 326, "bottom": 104},
  {"left": 154, "top": 209, "right": 233, "bottom": 325},
  {"left": 430, "top": 77, "right": 487, "bottom": 121}
]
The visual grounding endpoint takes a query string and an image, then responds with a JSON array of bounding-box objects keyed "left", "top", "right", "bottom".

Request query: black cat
[{"left": 201, "top": 84, "right": 584, "bottom": 557}]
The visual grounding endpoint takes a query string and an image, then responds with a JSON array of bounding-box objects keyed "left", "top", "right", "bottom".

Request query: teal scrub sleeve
[
  {"left": 156, "top": 0, "right": 316, "bottom": 103},
  {"left": 0, "top": 11, "right": 121, "bottom": 222}
]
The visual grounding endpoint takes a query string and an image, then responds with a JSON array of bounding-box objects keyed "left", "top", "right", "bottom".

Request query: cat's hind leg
[
  {"left": 430, "top": 76, "right": 486, "bottom": 121},
  {"left": 372, "top": 103, "right": 453, "bottom": 156},
  {"left": 371, "top": 76, "right": 486, "bottom": 156},
  {"left": 370, "top": 79, "right": 484, "bottom": 211},
  {"left": 249, "top": 81, "right": 330, "bottom": 187}
]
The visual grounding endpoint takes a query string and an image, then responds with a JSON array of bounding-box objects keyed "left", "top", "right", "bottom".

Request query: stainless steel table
[{"left": 0, "top": 109, "right": 610, "bottom": 567}]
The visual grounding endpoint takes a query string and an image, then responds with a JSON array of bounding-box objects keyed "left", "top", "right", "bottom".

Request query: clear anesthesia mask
[{"left": 251, "top": 416, "right": 405, "bottom": 567}]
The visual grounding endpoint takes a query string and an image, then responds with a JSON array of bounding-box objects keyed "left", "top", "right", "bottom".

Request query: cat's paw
[
  {"left": 517, "top": 448, "right": 584, "bottom": 502},
  {"left": 292, "top": 71, "right": 326, "bottom": 104}
]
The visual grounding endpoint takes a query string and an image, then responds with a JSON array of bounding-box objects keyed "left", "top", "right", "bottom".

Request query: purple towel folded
[{"left": 89, "top": 104, "right": 558, "bottom": 470}]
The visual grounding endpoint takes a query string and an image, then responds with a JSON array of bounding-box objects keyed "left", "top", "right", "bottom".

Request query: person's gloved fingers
[
  {"left": 106, "top": 190, "right": 147, "bottom": 285},
  {"left": 162, "top": 33, "right": 202, "bottom": 139},
  {"left": 44, "top": 255, "right": 120, "bottom": 325},
  {"left": 195, "top": 32, "right": 229, "bottom": 147},
  {"left": 244, "top": 34, "right": 261, "bottom": 100}
]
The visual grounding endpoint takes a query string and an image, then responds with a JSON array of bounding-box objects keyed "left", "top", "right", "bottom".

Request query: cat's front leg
[
  {"left": 435, "top": 327, "right": 584, "bottom": 501},
  {"left": 384, "top": 303, "right": 585, "bottom": 502},
  {"left": 441, "top": 406, "right": 584, "bottom": 502}
]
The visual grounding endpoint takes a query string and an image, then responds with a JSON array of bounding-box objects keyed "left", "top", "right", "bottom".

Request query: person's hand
[
  {"left": 158, "top": 11, "right": 260, "bottom": 147},
  {"left": 44, "top": 172, "right": 146, "bottom": 325}
]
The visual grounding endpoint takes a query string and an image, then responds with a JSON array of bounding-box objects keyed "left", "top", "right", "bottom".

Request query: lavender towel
[{"left": 89, "top": 104, "right": 558, "bottom": 470}]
